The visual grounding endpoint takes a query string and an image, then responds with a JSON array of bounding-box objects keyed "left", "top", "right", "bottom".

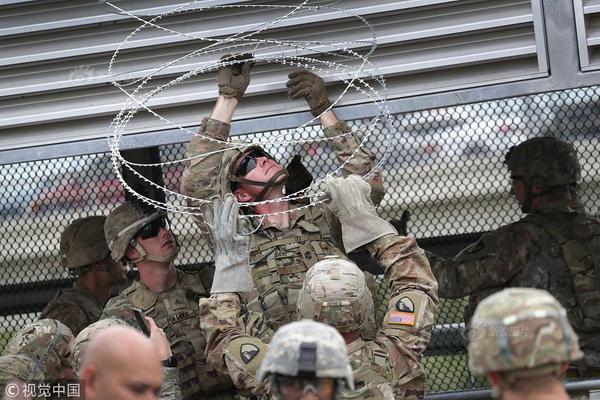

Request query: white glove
[
  {"left": 324, "top": 175, "right": 397, "bottom": 252},
  {"left": 202, "top": 194, "right": 254, "bottom": 293}
]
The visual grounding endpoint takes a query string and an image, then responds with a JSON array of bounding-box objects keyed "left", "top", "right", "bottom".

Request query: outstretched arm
[
  {"left": 287, "top": 68, "right": 384, "bottom": 205},
  {"left": 180, "top": 54, "right": 254, "bottom": 233}
]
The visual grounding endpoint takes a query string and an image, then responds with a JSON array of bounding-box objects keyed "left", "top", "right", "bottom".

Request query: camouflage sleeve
[
  {"left": 100, "top": 295, "right": 138, "bottom": 325},
  {"left": 198, "top": 293, "right": 270, "bottom": 397},
  {"left": 427, "top": 223, "right": 535, "bottom": 299},
  {"left": 180, "top": 117, "right": 232, "bottom": 234},
  {"left": 160, "top": 367, "right": 183, "bottom": 400},
  {"left": 323, "top": 120, "right": 384, "bottom": 206},
  {"left": 39, "top": 303, "right": 90, "bottom": 337},
  {"left": 367, "top": 234, "right": 439, "bottom": 395}
]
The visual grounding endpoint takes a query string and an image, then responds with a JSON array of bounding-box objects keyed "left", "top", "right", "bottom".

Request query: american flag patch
[{"left": 388, "top": 311, "right": 416, "bottom": 326}]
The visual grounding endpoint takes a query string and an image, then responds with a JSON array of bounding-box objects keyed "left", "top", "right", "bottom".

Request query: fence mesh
[{"left": 1, "top": 85, "right": 599, "bottom": 393}]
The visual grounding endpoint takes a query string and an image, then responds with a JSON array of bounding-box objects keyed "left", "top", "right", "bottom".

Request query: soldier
[
  {"left": 100, "top": 201, "right": 267, "bottom": 400},
  {"left": 428, "top": 136, "right": 600, "bottom": 373},
  {"left": 70, "top": 317, "right": 181, "bottom": 400},
  {"left": 181, "top": 54, "right": 391, "bottom": 332},
  {"left": 4, "top": 319, "right": 74, "bottom": 383},
  {"left": 39, "top": 216, "right": 126, "bottom": 336},
  {"left": 80, "top": 326, "right": 163, "bottom": 400},
  {"left": 256, "top": 319, "right": 354, "bottom": 400},
  {"left": 468, "top": 287, "right": 583, "bottom": 400},
  {"left": 199, "top": 174, "right": 438, "bottom": 399}
]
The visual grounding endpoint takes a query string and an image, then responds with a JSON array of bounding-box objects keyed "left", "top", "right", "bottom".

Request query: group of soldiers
[{"left": 1, "top": 54, "right": 599, "bottom": 400}]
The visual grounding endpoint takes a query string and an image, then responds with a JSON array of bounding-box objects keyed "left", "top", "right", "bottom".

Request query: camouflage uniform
[
  {"left": 71, "top": 318, "right": 182, "bottom": 400},
  {"left": 100, "top": 269, "right": 234, "bottom": 400},
  {"left": 39, "top": 282, "right": 103, "bottom": 337},
  {"left": 200, "top": 233, "right": 438, "bottom": 400},
  {"left": 429, "top": 137, "right": 600, "bottom": 369},
  {"left": 468, "top": 287, "right": 583, "bottom": 397},
  {"left": 39, "top": 216, "right": 113, "bottom": 336},
  {"left": 181, "top": 117, "right": 384, "bottom": 330},
  {"left": 4, "top": 319, "right": 73, "bottom": 382}
]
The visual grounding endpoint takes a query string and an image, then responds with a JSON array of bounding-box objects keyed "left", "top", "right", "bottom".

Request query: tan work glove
[
  {"left": 324, "top": 175, "right": 397, "bottom": 253},
  {"left": 202, "top": 194, "right": 254, "bottom": 293},
  {"left": 217, "top": 53, "right": 254, "bottom": 101},
  {"left": 287, "top": 68, "right": 333, "bottom": 117}
]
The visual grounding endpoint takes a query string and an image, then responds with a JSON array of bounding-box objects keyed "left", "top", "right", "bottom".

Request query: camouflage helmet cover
[
  {"left": 468, "top": 288, "right": 583, "bottom": 376},
  {"left": 4, "top": 319, "right": 74, "bottom": 381},
  {"left": 104, "top": 202, "right": 163, "bottom": 261},
  {"left": 504, "top": 136, "right": 581, "bottom": 187},
  {"left": 61, "top": 216, "right": 109, "bottom": 270},
  {"left": 217, "top": 144, "right": 268, "bottom": 196},
  {"left": 297, "top": 256, "right": 375, "bottom": 333},
  {"left": 256, "top": 319, "right": 354, "bottom": 390},
  {"left": 70, "top": 318, "right": 130, "bottom": 375},
  {"left": 0, "top": 354, "right": 46, "bottom": 382}
]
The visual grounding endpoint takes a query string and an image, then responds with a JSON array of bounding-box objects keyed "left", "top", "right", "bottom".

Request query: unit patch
[
  {"left": 240, "top": 343, "right": 260, "bottom": 364},
  {"left": 396, "top": 297, "right": 415, "bottom": 313}
]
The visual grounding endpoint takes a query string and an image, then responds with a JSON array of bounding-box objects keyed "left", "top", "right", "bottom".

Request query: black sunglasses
[
  {"left": 136, "top": 217, "right": 168, "bottom": 240},
  {"left": 236, "top": 149, "right": 270, "bottom": 177}
]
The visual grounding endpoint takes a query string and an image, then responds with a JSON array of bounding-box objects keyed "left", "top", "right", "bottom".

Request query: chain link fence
[{"left": 1, "top": 85, "right": 599, "bottom": 393}]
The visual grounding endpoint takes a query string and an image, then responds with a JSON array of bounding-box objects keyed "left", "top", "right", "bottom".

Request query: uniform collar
[
  {"left": 533, "top": 199, "right": 586, "bottom": 215},
  {"left": 259, "top": 204, "right": 305, "bottom": 231},
  {"left": 73, "top": 281, "right": 103, "bottom": 307}
]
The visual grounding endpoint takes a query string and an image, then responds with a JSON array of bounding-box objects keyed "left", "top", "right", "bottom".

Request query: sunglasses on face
[
  {"left": 235, "top": 149, "right": 271, "bottom": 177},
  {"left": 275, "top": 376, "right": 336, "bottom": 400},
  {"left": 136, "top": 217, "right": 169, "bottom": 240}
]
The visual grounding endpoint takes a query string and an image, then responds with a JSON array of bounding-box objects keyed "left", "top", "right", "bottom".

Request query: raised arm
[
  {"left": 180, "top": 54, "right": 253, "bottom": 232},
  {"left": 287, "top": 68, "right": 384, "bottom": 205}
]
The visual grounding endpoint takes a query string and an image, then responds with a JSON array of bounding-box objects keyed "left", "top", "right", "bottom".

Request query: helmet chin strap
[
  {"left": 132, "top": 241, "right": 180, "bottom": 264},
  {"left": 234, "top": 169, "right": 289, "bottom": 203}
]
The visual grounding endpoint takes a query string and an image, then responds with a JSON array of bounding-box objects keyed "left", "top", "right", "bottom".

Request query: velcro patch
[
  {"left": 388, "top": 311, "right": 416, "bottom": 326},
  {"left": 396, "top": 297, "right": 415, "bottom": 312},
  {"left": 240, "top": 343, "right": 260, "bottom": 364}
]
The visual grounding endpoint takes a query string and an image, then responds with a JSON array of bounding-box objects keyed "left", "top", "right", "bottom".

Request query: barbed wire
[{"left": 104, "top": 0, "right": 393, "bottom": 220}]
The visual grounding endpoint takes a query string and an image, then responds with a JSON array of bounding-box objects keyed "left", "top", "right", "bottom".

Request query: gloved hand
[
  {"left": 217, "top": 53, "right": 254, "bottom": 101},
  {"left": 324, "top": 175, "right": 397, "bottom": 252},
  {"left": 287, "top": 68, "right": 333, "bottom": 117},
  {"left": 202, "top": 194, "right": 254, "bottom": 293}
]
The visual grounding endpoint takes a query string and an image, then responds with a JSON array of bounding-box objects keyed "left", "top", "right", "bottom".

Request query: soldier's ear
[
  {"left": 233, "top": 188, "right": 253, "bottom": 203},
  {"left": 81, "top": 365, "right": 99, "bottom": 395},
  {"left": 487, "top": 372, "right": 503, "bottom": 389}
]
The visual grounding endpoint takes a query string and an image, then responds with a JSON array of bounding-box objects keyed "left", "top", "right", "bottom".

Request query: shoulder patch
[
  {"left": 240, "top": 343, "right": 260, "bottom": 364},
  {"left": 396, "top": 297, "right": 415, "bottom": 312}
]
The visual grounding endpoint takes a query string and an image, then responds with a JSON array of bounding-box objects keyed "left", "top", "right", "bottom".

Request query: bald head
[{"left": 81, "top": 326, "right": 162, "bottom": 400}]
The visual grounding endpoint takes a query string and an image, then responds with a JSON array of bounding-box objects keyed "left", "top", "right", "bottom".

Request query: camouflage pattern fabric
[
  {"left": 101, "top": 269, "right": 237, "bottom": 400},
  {"left": 429, "top": 199, "right": 600, "bottom": 369},
  {"left": 60, "top": 216, "right": 109, "bottom": 270},
  {"left": 39, "top": 281, "right": 103, "bottom": 336},
  {"left": 0, "top": 354, "right": 45, "bottom": 382},
  {"left": 4, "top": 319, "right": 73, "bottom": 382},
  {"left": 200, "top": 232, "right": 438, "bottom": 400},
  {"left": 256, "top": 319, "right": 354, "bottom": 390},
  {"left": 180, "top": 117, "right": 384, "bottom": 332},
  {"left": 199, "top": 293, "right": 273, "bottom": 398},
  {"left": 468, "top": 287, "right": 583, "bottom": 378}
]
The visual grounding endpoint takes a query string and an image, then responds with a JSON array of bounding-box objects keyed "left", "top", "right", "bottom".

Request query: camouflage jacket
[
  {"left": 429, "top": 199, "right": 600, "bottom": 368},
  {"left": 39, "top": 281, "right": 103, "bottom": 336},
  {"left": 199, "top": 233, "right": 438, "bottom": 400},
  {"left": 101, "top": 268, "right": 237, "bottom": 400},
  {"left": 181, "top": 117, "right": 384, "bottom": 330}
]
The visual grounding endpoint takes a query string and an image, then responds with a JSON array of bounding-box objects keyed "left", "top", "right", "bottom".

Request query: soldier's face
[
  {"left": 84, "top": 358, "right": 162, "bottom": 400},
  {"left": 233, "top": 150, "right": 285, "bottom": 200},
  {"left": 135, "top": 225, "right": 177, "bottom": 260},
  {"left": 510, "top": 174, "right": 527, "bottom": 206}
]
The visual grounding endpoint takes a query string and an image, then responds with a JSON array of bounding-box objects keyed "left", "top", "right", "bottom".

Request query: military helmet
[
  {"left": 4, "top": 319, "right": 74, "bottom": 381},
  {"left": 217, "top": 144, "right": 268, "bottom": 196},
  {"left": 468, "top": 288, "right": 583, "bottom": 377},
  {"left": 104, "top": 202, "right": 164, "bottom": 262},
  {"left": 256, "top": 319, "right": 354, "bottom": 390},
  {"left": 60, "top": 216, "right": 109, "bottom": 270},
  {"left": 504, "top": 136, "right": 581, "bottom": 187},
  {"left": 70, "top": 318, "right": 130, "bottom": 375},
  {"left": 297, "top": 256, "right": 375, "bottom": 333}
]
